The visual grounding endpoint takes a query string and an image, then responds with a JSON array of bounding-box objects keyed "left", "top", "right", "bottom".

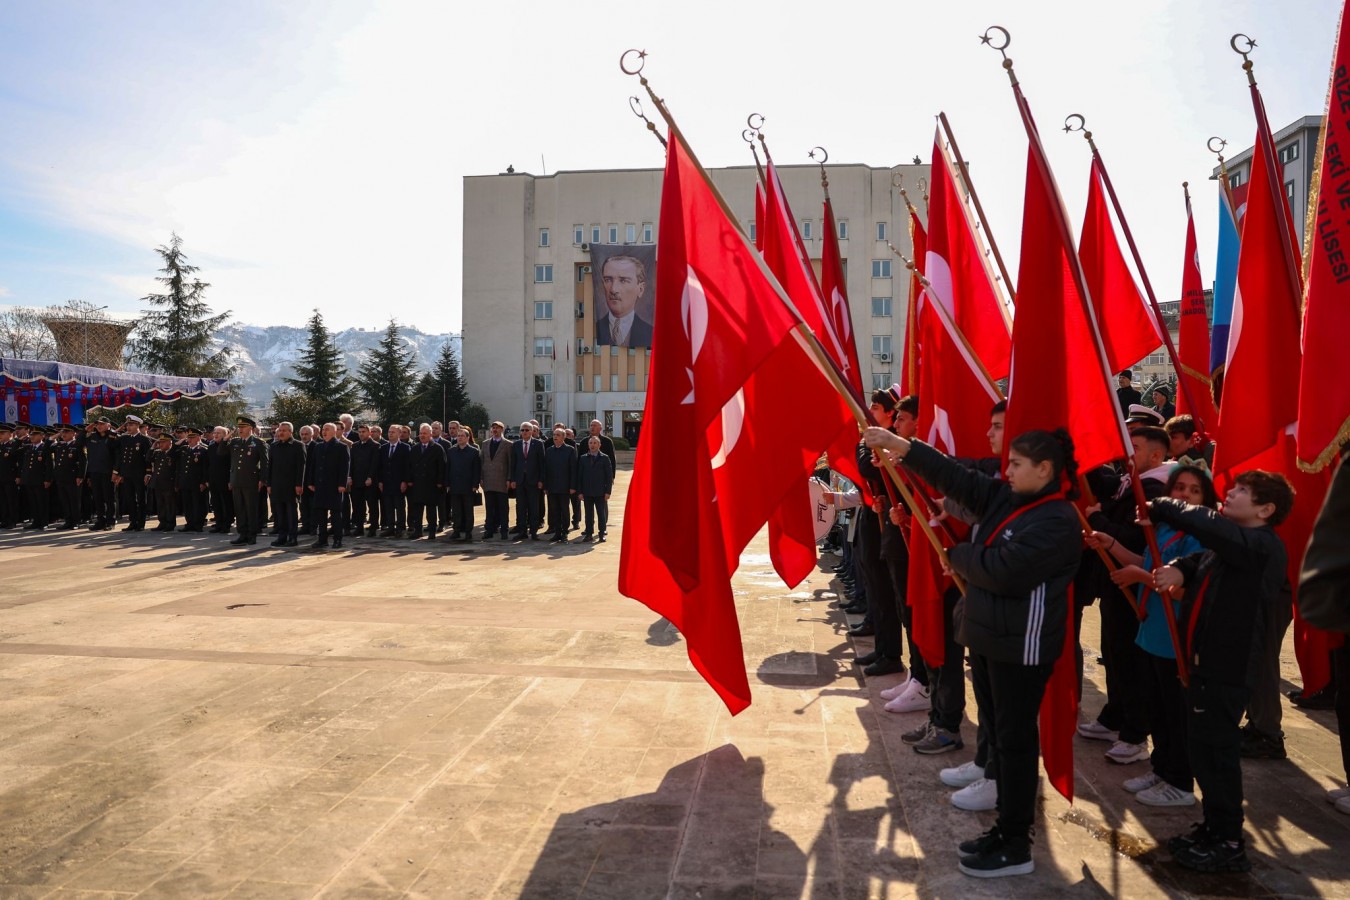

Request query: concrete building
[
  {"left": 1211, "top": 114, "right": 1322, "bottom": 247},
  {"left": 462, "top": 161, "right": 930, "bottom": 445}
]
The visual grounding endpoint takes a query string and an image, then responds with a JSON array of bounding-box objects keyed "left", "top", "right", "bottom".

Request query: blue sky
[{"left": 0, "top": 0, "right": 1341, "bottom": 333}]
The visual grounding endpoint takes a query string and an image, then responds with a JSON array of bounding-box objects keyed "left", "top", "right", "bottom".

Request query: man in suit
[
  {"left": 378, "top": 423, "right": 411, "bottom": 537},
  {"left": 446, "top": 426, "right": 482, "bottom": 541},
  {"left": 112, "top": 415, "right": 152, "bottom": 531},
  {"left": 577, "top": 435, "right": 615, "bottom": 542},
  {"left": 543, "top": 426, "right": 577, "bottom": 543},
  {"left": 268, "top": 422, "right": 306, "bottom": 547},
  {"left": 349, "top": 423, "right": 381, "bottom": 537},
  {"left": 308, "top": 422, "right": 350, "bottom": 549},
  {"left": 175, "top": 428, "right": 210, "bottom": 532},
  {"left": 508, "top": 421, "right": 544, "bottom": 541},
  {"left": 406, "top": 423, "right": 446, "bottom": 540},
  {"left": 431, "top": 421, "right": 455, "bottom": 535},
  {"left": 227, "top": 416, "right": 268, "bottom": 546},
  {"left": 207, "top": 425, "right": 234, "bottom": 533},
  {"left": 597, "top": 255, "right": 654, "bottom": 348},
  {"left": 479, "top": 420, "right": 513, "bottom": 540},
  {"left": 78, "top": 417, "right": 116, "bottom": 530}
]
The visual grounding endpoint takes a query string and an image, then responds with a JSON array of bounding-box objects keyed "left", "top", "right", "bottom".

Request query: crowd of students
[{"left": 820, "top": 384, "right": 1346, "bottom": 879}]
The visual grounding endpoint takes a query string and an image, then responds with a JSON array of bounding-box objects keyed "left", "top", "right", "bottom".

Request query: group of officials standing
[{"left": 2, "top": 414, "right": 617, "bottom": 549}]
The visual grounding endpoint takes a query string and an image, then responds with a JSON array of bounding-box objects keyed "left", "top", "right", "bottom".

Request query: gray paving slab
[{"left": 0, "top": 469, "right": 1346, "bottom": 899}]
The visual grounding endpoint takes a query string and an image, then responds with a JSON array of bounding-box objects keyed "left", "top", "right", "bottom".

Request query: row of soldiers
[{"left": 2, "top": 414, "right": 619, "bottom": 549}]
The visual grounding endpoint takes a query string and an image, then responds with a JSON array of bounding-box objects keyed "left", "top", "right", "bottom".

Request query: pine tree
[
  {"left": 358, "top": 319, "right": 418, "bottom": 425},
  {"left": 128, "top": 233, "right": 242, "bottom": 425},
  {"left": 410, "top": 341, "right": 470, "bottom": 422},
  {"left": 277, "top": 309, "right": 360, "bottom": 423}
]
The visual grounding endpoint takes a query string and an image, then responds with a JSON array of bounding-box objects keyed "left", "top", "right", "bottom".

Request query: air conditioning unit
[
  {"left": 875, "top": 353, "right": 892, "bottom": 363},
  {"left": 580, "top": 346, "right": 593, "bottom": 355},
  {"left": 580, "top": 243, "right": 590, "bottom": 252},
  {"left": 580, "top": 265, "right": 591, "bottom": 274}
]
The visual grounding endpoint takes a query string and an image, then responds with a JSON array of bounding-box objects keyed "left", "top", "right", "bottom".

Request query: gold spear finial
[
  {"left": 1231, "top": 34, "right": 1258, "bottom": 86},
  {"left": 1063, "top": 112, "right": 1100, "bottom": 154},
  {"left": 809, "top": 146, "right": 830, "bottom": 196},
  {"left": 628, "top": 96, "right": 666, "bottom": 148},
  {"left": 980, "top": 26, "right": 1017, "bottom": 87}
]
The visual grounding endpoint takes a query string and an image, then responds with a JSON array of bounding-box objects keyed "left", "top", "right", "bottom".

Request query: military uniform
[
  {"left": 148, "top": 440, "right": 177, "bottom": 531},
  {"left": 228, "top": 419, "right": 268, "bottom": 545},
  {"left": 78, "top": 421, "right": 117, "bottom": 529},
  {"left": 52, "top": 429, "right": 86, "bottom": 529},
  {"left": 113, "top": 422, "right": 152, "bottom": 531},
  {"left": 175, "top": 435, "right": 210, "bottom": 532},
  {"left": 20, "top": 429, "right": 54, "bottom": 529},
  {"left": 0, "top": 427, "right": 20, "bottom": 527}
]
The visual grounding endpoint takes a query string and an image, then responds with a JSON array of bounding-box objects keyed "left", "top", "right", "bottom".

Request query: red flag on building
[
  {"left": 1077, "top": 159, "right": 1164, "bottom": 376},
  {"left": 900, "top": 203, "right": 928, "bottom": 395},
  {"left": 1298, "top": 0, "right": 1350, "bottom": 472},
  {"left": 1176, "top": 190, "right": 1219, "bottom": 431},
  {"left": 619, "top": 129, "right": 855, "bottom": 713},
  {"left": 926, "top": 131, "right": 1013, "bottom": 381},
  {"left": 1005, "top": 90, "right": 1131, "bottom": 803}
]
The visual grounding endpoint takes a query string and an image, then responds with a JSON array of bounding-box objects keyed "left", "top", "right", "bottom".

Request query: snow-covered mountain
[{"left": 212, "top": 323, "right": 461, "bottom": 409}]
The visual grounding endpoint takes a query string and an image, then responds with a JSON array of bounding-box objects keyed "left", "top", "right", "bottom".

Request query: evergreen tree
[
  {"left": 128, "top": 233, "right": 242, "bottom": 425},
  {"left": 277, "top": 309, "right": 360, "bottom": 423},
  {"left": 358, "top": 319, "right": 418, "bottom": 425},
  {"left": 410, "top": 341, "right": 470, "bottom": 422}
]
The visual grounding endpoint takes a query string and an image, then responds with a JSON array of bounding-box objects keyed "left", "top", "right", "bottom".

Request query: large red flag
[
  {"left": 926, "top": 131, "right": 1013, "bottom": 380},
  {"left": 900, "top": 203, "right": 928, "bottom": 395},
  {"left": 1176, "top": 191, "right": 1219, "bottom": 431},
  {"left": 1078, "top": 160, "right": 1164, "bottom": 376},
  {"left": 1006, "top": 91, "right": 1131, "bottom": 804},
  {"left": 821, "top": 194, "right": 865, "bottom": 400},
  {"left": 1298, "top": 0, "right": 1350, "bottom": 471},
  {"left": 620, "top": 130, "right": 849, "bottom": 713}
]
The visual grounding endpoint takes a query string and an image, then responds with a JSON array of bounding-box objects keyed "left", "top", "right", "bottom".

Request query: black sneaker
[
  {"left": 1290, "top": 687, "right": 1336, "bottom": 710},
  {"left": 1165, "top": 822, "right": 1212, "bottom": 856},
  {"left": 1239, "top": 731, "right": 1287, "bottom": 760},
  {"left": 958, "top": 826, "right": 1002, "bottom": 857},
  {"left": 958, "top": 836, "right": 1033, "bottom": 878},
  {"left": 863, "top": 657, "right": 904, "bottom": 677},
  {"left": 1173, "top": 836, "right": 1251, "bottom": 873},
  {"left": 855, "top": 651, "right": 879, "bottom": 667}
]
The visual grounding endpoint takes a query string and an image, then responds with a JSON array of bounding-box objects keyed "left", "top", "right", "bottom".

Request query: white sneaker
[
  {"left": 951, "top": 777, "right": 998, "bottom": 811},
  {"left": 1337, "top": 796, "right": 1350, "bottom": 816},
  {"left": 1123, "top": 771, "right": 1163, "bottom": 794},
  {"left": 1104, "top": 740, "right": 1150, "bottom": 765},
  {"left": 940, "top": 760, "right": 984, "bottom": 789},
  {"left": 1327, "top": 785, "right": 1350, "bottom": 804},
  {"left": 883, "top": 679, "right": 931, "bottom": 714},
  {"left": 1077, "top": 720, "right": 1119, "bottom": 742},
  {"left": 1136, "top": 782, "right": 1196, "bottom": 807},
  {"left": 879, "top": 677, "right": 911, "bottom": 701}
]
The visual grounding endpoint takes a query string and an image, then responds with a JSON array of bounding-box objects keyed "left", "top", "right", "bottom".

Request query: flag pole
[
  {"left": 981, "top": 27, "right": 1185, "bottom": 682},
  {"left": 1064, "top": 115, "right": 1206, "bottom": 437},
  {"left": 1178, "top": 181, "right": 1216, "bottom": 396},
  {"left": 620, "top": 48, "right": 964, "bottom": 592},
  {"left": 897, "top": 181, "right": 924, "bottom": 393}
]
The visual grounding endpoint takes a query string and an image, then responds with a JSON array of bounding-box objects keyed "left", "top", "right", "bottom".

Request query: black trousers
[
  {"left": 971, "top": 654, "right": 1055, "bottom": 842},
  {"left": 88, "top": 472, "right": 114, "bottom": 526},
  {"left": 570, "top": 493, "right": 582, "bottom": 527},
  {"left": 118, "top": 478, "right": 145, "bottom": 528},
  {"left": 272, "top": 490, "right": 298, "bottom": 540},
  {"left": 210, "top": 479, "right": 233, "bottom": 528},
  {"left": 515, "top": 486, "right": 540, "bottom": 537},
  {"left": 926, "top": 588, "right": 966, "bottom": 733},
  {"left": 856, "top": 509, "right": 902, "bottom": 661},
  {"left": 1187, "top": 675, "right": 1250, "bottom": 841},
  {"left": 971, "top": 652, "right": 996, "bottom": 777},
  {"left": 0, "top": 478, "right": 18, "bottom": 525},
  {"left": 1246, "top": 589, "right": 1292, "bottom": 740},
  {"left": 24, "top": 483, "right": 50, "bottom": 528},
  {"left": 1335, "top": 641, "right": 1350, "bottom": 783},
  {"left": 154, "top": 488, "right": 176, "bottom": 528},
  {"left": 381, "top": 487, "right": 405, "bottom": 533},
  {"left": 233, "top": 485, "right": 260, "bottom": 537},
  {"left": 316, "top": 499, "right": 343, "bottom": 543},
  {"left": 1097, "top": 591, "right": 1151, "bottom": 744},
  {"left": 58, "top": 482, "right": 81, "bottom": 527},
  {"left": 408, "top": 492, "right": 438, "bottom": 535},
  {"left": 449, "top": 492, "right": 474, "bottom": 536},
  {"left": 547, "top": 492, "right": 570, "bottom": 536},
  {"left": 583, "top": 495, "right": 608, "bottom": 536},
  {"left": 181, "top": 485, "right": 206, "bottom": 530},
  {"left": 1145, "top": 654, "right": 1191, "bottom": 791},
  {"left": 351, "top": 483, "right": 379, "bottom": 531},
  {"left": 484, "top": 490, "right": 509, "bottom": 536}
]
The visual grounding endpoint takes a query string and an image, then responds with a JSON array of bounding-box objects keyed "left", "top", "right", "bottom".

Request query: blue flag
[{"left": 1210, "top": 184, "right": 1243, "bottom": 376}]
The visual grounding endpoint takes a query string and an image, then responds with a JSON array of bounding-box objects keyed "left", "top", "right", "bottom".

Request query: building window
[
  {"left": 876, "top": 221, "right": 888, "bottom": 241},
  {"left": 610, "top": 374, "right": 620, "bottom": 391},
  {"left": 573, "top": 225, "right": 584, "bottom": 245},
  {"left": 610, "top": 344, "right": 619, "bottom": 356},
  {"left": 608, "top": 225, "right": 619, "bottom": 243},
  {"left": 534, "top": 374, "right": 553, "bottom": 392},
  {"left": 534, "top": 301, "right": 553, "bottom": 320},
  {"left": 625, "top": 224, "right": 637, "bottom": 243},
  {"left": 578, "top": 375, "right": 585, "bottom": 391},
  {"left": 576, "top": 338, "right": 585, "bottom": 357},
  {"left": 871, "top": 259, "right": 892, "bottom": 278},
  {"left": 627, "top": 373, "right": 636, "bottom": 391},
  {"left": 1285, "top": 180, "right": 1296, "bottom": 203},
  {"left": 591, "top": 225, "right": 601, "bottom": 243},
  {"left": 539, "top": 228, "right": 550, "bottom": 247},
  {"left": 533, "top": 337, "right": 554, "bottom": 357},
  {"left": 642, "top": 222, "right": 653, "bottom": 243},
  {"left": 534, "top": 264, "right": 553, "bottom": 283},
  {"left": 871, "top": 297, "right": 892, "bottom": 317},
  {"left": 871, "top": 373, "right": 893, "bottom": 390},
  {"left": 749, "top": 222, "right": 757, "bottom": 243},
  {"left": 594, "top": 374, "right": 602, "bottom": 392},
  {"left": 838, "top": 219, "right": 848, "bottom": 240},
  {"left": 802, "top": 220, "right": 813, "bottom": 240},
  {"left": 1146, "top": 350, "right": 1167, "bottom": 366},
  {"left": 1228, "top": 171, "right": 1242, "bottom": 188},
  {"left": 1278, "top": 142, "right": 1299, "bottom": 164},
  {"left": 872, "top": 335, "right": 893, "bottom": 358},
  {"left": 577, "top": 266, "right": 589, "bottom": 283}
]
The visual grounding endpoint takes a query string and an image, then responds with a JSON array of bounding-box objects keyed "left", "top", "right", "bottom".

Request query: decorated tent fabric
[{"left": 1, "top": 358, "right": 231, "bottom": 425}]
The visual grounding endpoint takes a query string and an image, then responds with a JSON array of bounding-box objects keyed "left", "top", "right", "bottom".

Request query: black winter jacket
[{"left": 902, "top": 440, "right": 1082, "bottom": 665}]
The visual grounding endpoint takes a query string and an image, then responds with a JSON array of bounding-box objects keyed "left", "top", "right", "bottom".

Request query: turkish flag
[
  {"left": 1006, "top": 93, "right": 1130, "bottom": 803},
  {"left": 901, "top": 205, "right": 928, "bottom": 395},
  {"left": 1298, "top": 0, "right": 1350, "bottom": 471},
  {"left": 619, "top": 130, "right": 850, "bottom": 713},
  {"left": 926, "top": 131, "right": 1013, "bottom": 381},
  {"left": 1176, "top": 197, "right": 1219, "bottom": 431},
  {"left": 1077, "top": 159, "right": 1163, "bottom": 376}
]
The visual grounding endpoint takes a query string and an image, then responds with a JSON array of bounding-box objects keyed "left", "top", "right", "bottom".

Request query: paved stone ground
[{"left": 0, "top": 470, "right": 1346, "bottom": 899}]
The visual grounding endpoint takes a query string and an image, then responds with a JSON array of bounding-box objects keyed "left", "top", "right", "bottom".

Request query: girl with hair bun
[{"left": 862, "top": 424, "right": 1083, "bottom": 879}]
